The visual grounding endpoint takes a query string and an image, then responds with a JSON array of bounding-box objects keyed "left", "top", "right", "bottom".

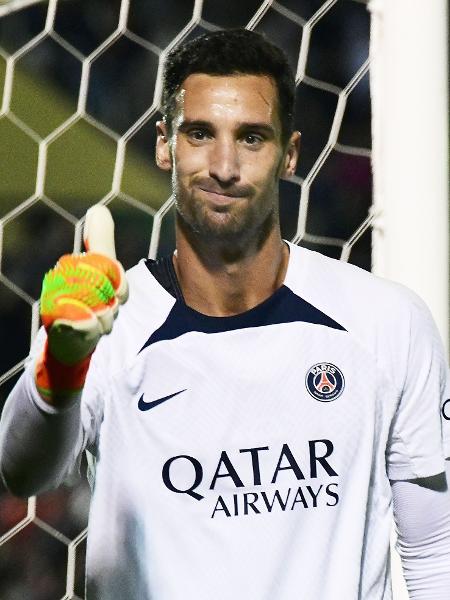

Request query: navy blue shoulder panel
[
  {"left": 139, "top": 285, "right": 346, "bottom": 353},
  {"left": 145, "top": 256, "right": 184, "bottom": 301}
]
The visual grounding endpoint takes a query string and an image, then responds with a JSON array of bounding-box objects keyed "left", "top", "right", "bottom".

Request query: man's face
[{"left": 156, "top": 73, "right": 299, "bottom": 243}]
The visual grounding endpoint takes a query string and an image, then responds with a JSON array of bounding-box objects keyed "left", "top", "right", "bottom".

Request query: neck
[{"left": 173, "top": 216, "right": 289, "bottom": 317}]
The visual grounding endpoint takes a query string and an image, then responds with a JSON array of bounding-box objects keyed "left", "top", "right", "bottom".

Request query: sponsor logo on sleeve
[
  {"left": 442, "top": 399, "right": 450, "bottom": 421},
  {"left": 305, "top": 363, "right": 345, "bottom": 402}
]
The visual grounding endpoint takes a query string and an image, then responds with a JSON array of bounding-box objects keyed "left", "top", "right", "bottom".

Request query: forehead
[{"left": 175, "top": 73, "right": 280, "bottom": 125}]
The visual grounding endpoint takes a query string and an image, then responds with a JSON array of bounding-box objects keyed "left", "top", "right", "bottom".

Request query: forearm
[
  {"left": 0, "top": 207, "right": 122, "bottom": 498},
  {"left": 0, "top": 364, "right": 83, "bottom": 497},
  {"left": 391, "top": 461, "right": 450, "bottom": 599}
]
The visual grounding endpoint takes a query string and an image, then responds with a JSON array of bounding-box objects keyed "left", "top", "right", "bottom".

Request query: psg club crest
[{"left": 305, "top": 363, "right": 345, "bottom": 402}]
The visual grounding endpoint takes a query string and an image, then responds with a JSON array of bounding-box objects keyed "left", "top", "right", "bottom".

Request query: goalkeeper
[{"left": 1, "top": 29, "right": 450, "bottom": 600}]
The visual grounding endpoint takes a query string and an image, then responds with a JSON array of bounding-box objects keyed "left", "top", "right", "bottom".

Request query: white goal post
[
  {"left": 370, "top": 0, "right": 449, "bottom": 354},
  {"left": 370, "top": 2, "right": 449, "bottom": 598}
]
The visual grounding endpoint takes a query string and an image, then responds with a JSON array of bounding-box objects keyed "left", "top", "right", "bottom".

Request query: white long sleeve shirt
[{"left": 1, "top": 242, "right": 449, "bottom": 599}]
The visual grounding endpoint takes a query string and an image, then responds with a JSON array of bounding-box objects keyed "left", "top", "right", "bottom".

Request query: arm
[
  {"left": 0, "top": 357, "right": 83, "bottom": 497},
  {"left": 391, "top": 461, "right": 450, "bottom": 599},
  {"left": 384, "top": 288, "right": 450, "bottom": 596},
  {"left": 0, "top": 206, "right": 127, "bottom": 497},
  {"left": 0, "top": 325, "right": 108, "bottom": 498}
]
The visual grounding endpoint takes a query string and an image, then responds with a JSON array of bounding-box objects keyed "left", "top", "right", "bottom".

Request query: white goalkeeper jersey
[{"left": 32, "top": 242, "right": 450, "bottom": 599}]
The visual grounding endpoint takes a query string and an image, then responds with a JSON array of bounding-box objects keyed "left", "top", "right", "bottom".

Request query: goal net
[{"left": 1, "top": 0, "right": 444, "bottom": 598}]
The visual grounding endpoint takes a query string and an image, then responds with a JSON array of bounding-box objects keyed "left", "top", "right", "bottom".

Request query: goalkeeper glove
[{"left": 35, "top": 206, "right": 128, "bottom": 402}]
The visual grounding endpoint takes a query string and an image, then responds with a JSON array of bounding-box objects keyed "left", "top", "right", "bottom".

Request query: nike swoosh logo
[{"left": 138, "top": 389, "right": 187, "bottom": 411}]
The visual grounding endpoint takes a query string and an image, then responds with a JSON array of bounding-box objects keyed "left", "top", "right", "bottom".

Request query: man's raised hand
[{"left": 36, "top": 206, "right": 128, "bottom": 403}]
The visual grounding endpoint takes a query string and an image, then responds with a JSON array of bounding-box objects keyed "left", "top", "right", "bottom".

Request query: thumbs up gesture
[{"left": 36, "top": 206, "right": 128, "bottom": 402}]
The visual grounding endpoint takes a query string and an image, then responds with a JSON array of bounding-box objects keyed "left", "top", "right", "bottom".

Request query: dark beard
[
  {"left": 176, "top": 184, "right": 278, "bottom": 238},
  {"left": 175, "top": 199, "right": 278, "bottom": 260}
]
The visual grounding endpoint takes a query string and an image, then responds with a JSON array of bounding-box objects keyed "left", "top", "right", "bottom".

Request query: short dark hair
[{"left": 161, "top": 28, "right": 295, "bottom": 145}]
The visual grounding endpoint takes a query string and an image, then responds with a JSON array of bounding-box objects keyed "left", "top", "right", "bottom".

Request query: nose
[{"left": 208, "top": 135, "right": 240, "bottom": 185}]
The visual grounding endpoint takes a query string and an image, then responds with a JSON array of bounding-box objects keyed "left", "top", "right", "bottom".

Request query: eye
[
  {"left": 242, "top": 133, "right": 264, "bottom": 146},
  {"left": 189, "top": 129, "right": 210, "bottom": 141}
]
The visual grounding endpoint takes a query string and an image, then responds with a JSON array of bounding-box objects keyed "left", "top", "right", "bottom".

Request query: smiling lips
[{"left": 197, "top": 186, "right": 248, "bottom": 204}]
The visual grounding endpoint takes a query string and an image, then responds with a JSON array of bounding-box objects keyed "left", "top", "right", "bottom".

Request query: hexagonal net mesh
[{"left": 0, "top": 0, "right": 372, "bottom": 598}]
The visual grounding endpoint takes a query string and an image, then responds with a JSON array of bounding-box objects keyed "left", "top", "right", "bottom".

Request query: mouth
[{"left": 197, "top": 187, "right": 246, "bottom": 205}]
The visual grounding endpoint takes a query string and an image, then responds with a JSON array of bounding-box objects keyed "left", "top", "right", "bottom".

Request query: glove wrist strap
[{"left": 35, "top": 340, "right": 92, "bottom": 403}]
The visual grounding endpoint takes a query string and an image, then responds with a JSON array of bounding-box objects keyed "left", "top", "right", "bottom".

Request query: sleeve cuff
[{"left": 387, "top": 454, "right": 448, "bottom": 480}]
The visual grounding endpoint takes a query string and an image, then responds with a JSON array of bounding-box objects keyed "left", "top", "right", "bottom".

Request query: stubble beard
[{"left": 174, "top": 180, "right": 279, "bottom": 249}]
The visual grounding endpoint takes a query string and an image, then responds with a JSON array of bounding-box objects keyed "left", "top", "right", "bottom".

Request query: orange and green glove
[{"left": 35, "top": 206, "right": 128, "bottom": 402}]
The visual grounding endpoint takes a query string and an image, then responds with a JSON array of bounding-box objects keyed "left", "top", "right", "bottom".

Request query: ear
[
  {"left": 280, "top": 131, "right": 301, "bottom": 180},
  {"left": 155, "top": 119, "right": 172, "bottom": 171}
]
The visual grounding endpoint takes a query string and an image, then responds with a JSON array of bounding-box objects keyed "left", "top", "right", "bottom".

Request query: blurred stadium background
[{"left": 0, "top": 0, "right": 378, "bottom": 598}]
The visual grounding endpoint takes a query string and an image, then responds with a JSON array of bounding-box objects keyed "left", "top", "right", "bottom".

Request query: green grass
[{"left": 0, "top": 59, "right": 171, "bottom": 217}]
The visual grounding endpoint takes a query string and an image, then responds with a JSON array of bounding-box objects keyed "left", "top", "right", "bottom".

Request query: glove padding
[
  {"left": 40, "top": 252, "right": 128, "bottom": 365},
  {"left": 36, "top": 206, "right": 128, "bottom": 400}
]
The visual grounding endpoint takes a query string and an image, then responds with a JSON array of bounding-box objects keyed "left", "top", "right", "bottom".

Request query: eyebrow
[
  {"left": 178, "top": 119, "right": 277, "bottom": 137},
  {"left": 177, "top": 119, "right": 211, "bottom": 131}
]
